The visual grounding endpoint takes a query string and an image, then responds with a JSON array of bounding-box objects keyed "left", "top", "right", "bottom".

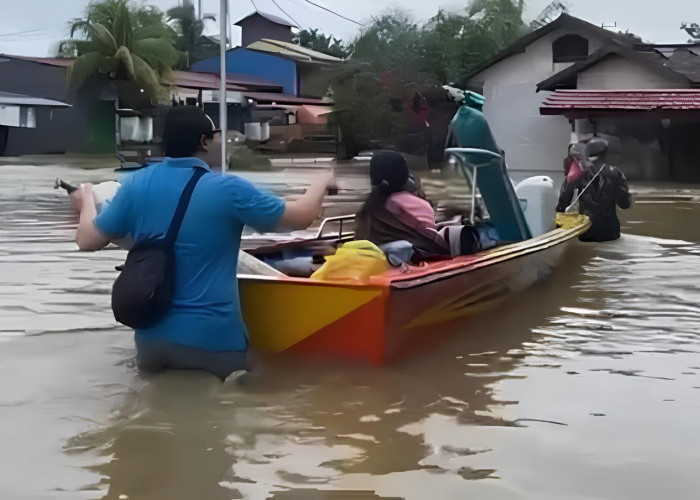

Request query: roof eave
[{"left": 466, "top": 13, "right": 631, "bottom": 83}]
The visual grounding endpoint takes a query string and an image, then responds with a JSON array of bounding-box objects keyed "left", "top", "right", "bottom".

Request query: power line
[
  {"left": 269, "top": 0, "right": 304, "bottom": 30},
  {"left": 302, "top": 0, "right": 362, "bottom": 26},
  {"left": 0, "top": 26, "right": 65, "bottom": 39},
  {"left": 248, "top": 0, "right": 303, "bottom": 30}
]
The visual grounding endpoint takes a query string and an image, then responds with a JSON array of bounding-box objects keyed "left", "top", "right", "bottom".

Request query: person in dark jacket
[{"left": 556, "top": 137, "right": 632, "bottom": 242}]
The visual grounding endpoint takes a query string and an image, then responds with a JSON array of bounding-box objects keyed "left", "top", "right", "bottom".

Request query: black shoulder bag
[{"left": 111, "top": 167, "right": 207, "bottom": 329}]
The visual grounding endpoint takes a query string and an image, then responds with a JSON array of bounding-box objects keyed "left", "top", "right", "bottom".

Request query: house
[
  {"left": 191, "top": 38, "right": 346, "bottom": 99},
  {"left": 0, "top": 91, "right": 71, "bottom": 155},
  {"left": 235, "top": 11, "right": 295, "bottom": 48},
  {"left": 466, "top": 13, "right": 700, "bottom": 181},
  {"left": 538, "top": 43, "right": 700, "bottom": 181},
  {"left": 0, "top": 55, "right": 75, "bottom": 155},
  {"left": 191, "top": 19, "right": 347, "bottom": 153}
]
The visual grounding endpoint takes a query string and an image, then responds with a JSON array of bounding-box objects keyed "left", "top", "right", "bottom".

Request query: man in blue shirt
[{"left": 75, "top": 106, "right": 333, "bottom": 379}]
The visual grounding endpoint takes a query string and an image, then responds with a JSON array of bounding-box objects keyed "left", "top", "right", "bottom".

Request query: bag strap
[{"left": 164, "top": 167, "right": 207, "bottom": 246}]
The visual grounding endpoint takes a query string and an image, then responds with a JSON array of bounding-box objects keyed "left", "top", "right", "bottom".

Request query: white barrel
[
  {"left": 515, "top": 176, "right": 558, "bottom": 237},
  {"left": 244, "top": 122, "right": 261, "bottom": 141}
]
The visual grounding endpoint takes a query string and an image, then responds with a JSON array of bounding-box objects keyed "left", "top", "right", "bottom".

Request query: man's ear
[{"left": 200, "top": 133, "right": 209, "bottom": 152}]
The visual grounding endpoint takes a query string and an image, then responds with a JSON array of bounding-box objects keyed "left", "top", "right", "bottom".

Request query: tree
[
  {"left": 330, "top": 1, "right": 529, "bottom": 156},
  {"left": 166, "top": 2, "right": 217, "bottom": 67},
  {"left": 292, "top": 29, "right": 352, "bottom": 58},
  {"left": 681, "top": 22, "right": 700, "bottom": 42},
  {"left": 60, "top": 0, "right": 180, "bottom": 99}
]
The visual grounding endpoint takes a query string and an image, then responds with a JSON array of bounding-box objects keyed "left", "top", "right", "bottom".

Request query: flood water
[{"left": 1, "top": 161, "right": 700, "bottom": 499}]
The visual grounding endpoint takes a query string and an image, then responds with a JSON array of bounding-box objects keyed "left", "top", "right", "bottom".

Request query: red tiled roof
[{"left": 541, "top": 89, "right": 700, "bottom": 116}]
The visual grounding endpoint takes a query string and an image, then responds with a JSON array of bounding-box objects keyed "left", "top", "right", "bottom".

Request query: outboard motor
[{"left": 515, "top": 176, "right": 558, "bottom": 237}]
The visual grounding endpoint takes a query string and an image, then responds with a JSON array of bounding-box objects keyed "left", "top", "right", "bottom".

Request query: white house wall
[
  {"left": 577, "top": 55, "right": 690, "bottom": 90},
  {"left": 468, "top": 30, "right": 610, "bottom": 179}
]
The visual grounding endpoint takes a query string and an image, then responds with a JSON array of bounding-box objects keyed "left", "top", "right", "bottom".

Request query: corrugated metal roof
[
  {"left": 0, "top": 54, "right": 74, "bottom": 67},
  {"left": 243, "top": 92, "right": 329, "bottom": 105},
  {"left": 540, "top": 89, "right": 700, "bottom": 116},
  {"left": 246, "top": 39, "right": 345, "bottom": 64},
  {"left": 172, "top": 71, "right": 246, "bottom": 91},
  {"left": 0, "top": 90, "right": 70, "bottom": 107},
  {"left": 246, "top": 40, "right": 313, "bottom": 62},
  {"left": 178, "top": 70, "right": 282, "bottom": 91},
  {"left": 258, "top": 39, "right": 345, "bottom": 63}
]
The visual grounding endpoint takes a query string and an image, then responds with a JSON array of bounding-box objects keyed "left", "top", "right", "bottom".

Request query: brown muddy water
[{"left": 1, "top": 162, "right": 700, "bottom": 499}]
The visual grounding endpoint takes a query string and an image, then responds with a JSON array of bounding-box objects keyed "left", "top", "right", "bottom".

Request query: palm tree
[
  {"left": 166, "top": 2, "right": 217, "bottom": 67},
  {"left": 64, "top": 0, "right": 180, "bottom": 99}
]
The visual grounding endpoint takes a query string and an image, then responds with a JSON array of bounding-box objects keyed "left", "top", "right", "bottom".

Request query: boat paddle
[{"left": 565, "top": 164, "right": 605, "bottom": 213}]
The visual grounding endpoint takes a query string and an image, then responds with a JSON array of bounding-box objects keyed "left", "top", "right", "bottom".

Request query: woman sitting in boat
[{"left": 355, "top": 150, "right": 479, "bottom": 261}]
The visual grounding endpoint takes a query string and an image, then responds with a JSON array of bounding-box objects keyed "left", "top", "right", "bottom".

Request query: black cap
[
  {"left": 586, "top": 137, "right": 608, "bottom": 158},
  {"left": 162, "top": 106, "right": 218, "bottom": 157},
  {"left": 370, "top": 151, "right": 409, "bottom": 193}
]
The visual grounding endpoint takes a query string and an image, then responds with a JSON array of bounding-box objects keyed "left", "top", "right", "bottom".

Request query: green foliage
[
  {"left": 166, "top": 3, "right": 218, "bottom": 67},
  {"left": 59, "top": 0, "right": 180, "bottom": 100},
  {"left": 331, "top": 0, "right": 529, "bottom": 155},
  {"left": 292, "top": 28, "right": 353, "bottom": 59},
  {"left": 228, "top": 146, "right": 274, "bottom": 171}
]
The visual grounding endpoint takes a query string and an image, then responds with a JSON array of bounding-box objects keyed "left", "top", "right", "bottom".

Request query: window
[{"left": 553, "top": 34, "right": 589, "bottom": 63}]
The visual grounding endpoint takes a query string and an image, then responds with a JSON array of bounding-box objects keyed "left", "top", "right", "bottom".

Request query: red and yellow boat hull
[{"left": 239, "top": 215, "right": 590, "bottom": 363}]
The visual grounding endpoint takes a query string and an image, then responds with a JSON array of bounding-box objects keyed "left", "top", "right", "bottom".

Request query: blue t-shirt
[{"left": 95, "top": 157, "right": 285, "bottom": 351}]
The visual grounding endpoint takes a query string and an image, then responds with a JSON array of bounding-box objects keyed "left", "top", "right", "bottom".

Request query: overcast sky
[{"left": 0, "top": 0, "right": 694, "bottom": 57}]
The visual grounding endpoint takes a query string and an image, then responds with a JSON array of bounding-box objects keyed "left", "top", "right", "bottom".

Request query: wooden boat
[{"left": 239, "top": 147, "right": 591, "bottom": 363}]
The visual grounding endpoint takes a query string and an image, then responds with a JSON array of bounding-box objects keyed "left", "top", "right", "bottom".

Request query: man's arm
[
  {"left": 614, "top": 168, "right": 633, "bottom": 209},
  {"left": 278, "top": 172, "right": 334, "bottom": 230},
  {"left": 555, "top": 181, "right": 575, "bottom": 213},
  {"left": 75, "top": 184, "right": 111, "bottom": 251}
]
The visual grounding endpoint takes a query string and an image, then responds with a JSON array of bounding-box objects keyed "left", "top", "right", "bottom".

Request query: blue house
[{"left": 191, "top": 47, "right": 298, "bottom": 95}]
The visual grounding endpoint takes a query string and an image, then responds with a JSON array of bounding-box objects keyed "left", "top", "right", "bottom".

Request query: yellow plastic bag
[
  {"left": 555, "top": 212, "right": 587, "bottom": 229},
  {"left": 310, "top": 240, "right": 389, "bottom": 282}
]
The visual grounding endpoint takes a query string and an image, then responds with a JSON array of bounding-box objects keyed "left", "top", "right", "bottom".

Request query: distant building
[
  {"left": 192, "top": 38, "right": 346, "bottom": 99},
  {"left": 190, "top": 34, "right": 346, "bottom": 153},
  {"left": 467, "top": 13, "right": 700, "bottom": 181},
  {"left": 0, "top": 91, "right": 71, "bottom": 155},
  {"left": 235, "top": 11, "right": 295, "bottom": 48},
  {"left": 0, "top": 55, "right": 74, "bottom": 155}
]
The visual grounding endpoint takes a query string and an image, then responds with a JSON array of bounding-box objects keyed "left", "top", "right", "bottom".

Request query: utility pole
[{"left": 219, "top": 0, "right": 227, "bottom": 173}]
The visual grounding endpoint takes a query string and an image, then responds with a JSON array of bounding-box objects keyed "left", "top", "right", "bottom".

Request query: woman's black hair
[{"left": 356, "top": 151, "right": 410, "bottom": 240}]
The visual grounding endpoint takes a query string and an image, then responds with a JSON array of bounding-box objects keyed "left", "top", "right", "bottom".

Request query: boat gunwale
[{"left": 237, "top": 216, "right": 590, "bottom": 290}]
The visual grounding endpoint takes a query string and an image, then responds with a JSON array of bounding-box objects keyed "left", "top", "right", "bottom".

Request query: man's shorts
[{"left": 136, "top": 340, "right": 248, "bottom": 380}]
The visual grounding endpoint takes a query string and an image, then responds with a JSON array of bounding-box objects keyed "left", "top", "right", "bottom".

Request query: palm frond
[
  {"left": 87, "top": 23, "right": 118, "bottom": 55},
  {"left": 68, "top": 52, "right": 110, "bottom": 89},
  {"left": 132, "top": 23, "right": 176, "bottom": 41},
  {"left": 111, "top": 45, "right": 136, "bottom": 81},
  {"left": 112, "top": 2, "right": 132, "bottom": 48},
  {"left": 132, "top": 53, "right": 165, "bottom": 98},
  {"left": 132, "top": 37, "right": 180, "bottom": 71}
]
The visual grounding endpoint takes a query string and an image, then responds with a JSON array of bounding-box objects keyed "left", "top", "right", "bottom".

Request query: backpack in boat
[{"left": 111, "top": 168, "right": 206, "bottom": 329}]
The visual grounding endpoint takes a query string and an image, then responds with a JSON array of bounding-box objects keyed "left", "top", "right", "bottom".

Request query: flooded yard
[{"left": 1, "top": 159, "right": 700, "bottom": 499}]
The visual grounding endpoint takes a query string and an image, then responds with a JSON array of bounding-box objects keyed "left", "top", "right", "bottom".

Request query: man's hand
[
  {"left": 75, "top": 183, "right": 110, "bottom": 251},
  {"left": 278, "top": 170, "right": 335, "bottom": 230}
]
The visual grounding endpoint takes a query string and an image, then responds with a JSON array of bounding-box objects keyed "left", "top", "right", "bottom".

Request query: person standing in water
[
  {"left": 75, "top": 106, "right": 334, "bottom": 379},
  {"left": 556, "top": 136, "right": 632, "bottom": 242}
]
